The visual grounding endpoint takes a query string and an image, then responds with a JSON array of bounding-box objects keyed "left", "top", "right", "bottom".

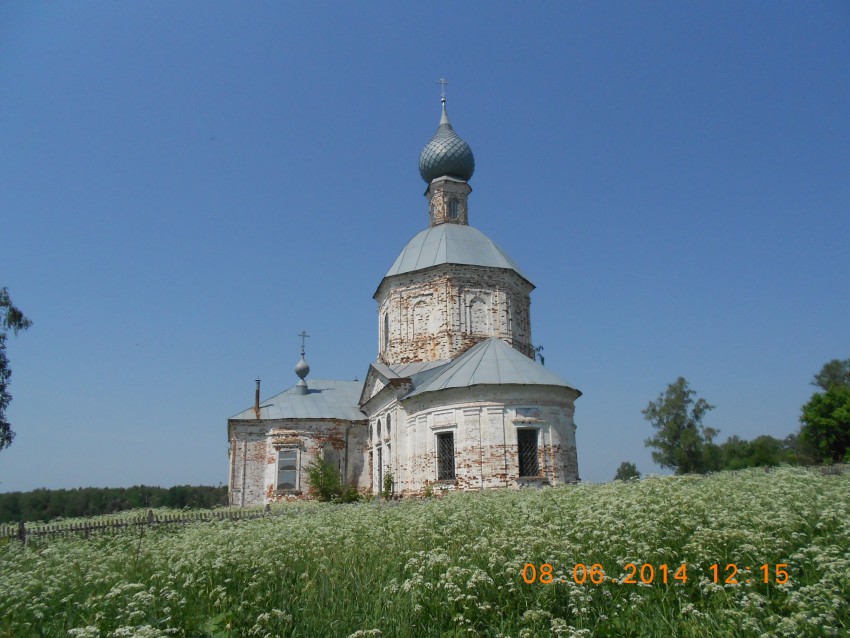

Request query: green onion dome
[{"left": 418, "top": 99, "right": 475, "bottom": 183}]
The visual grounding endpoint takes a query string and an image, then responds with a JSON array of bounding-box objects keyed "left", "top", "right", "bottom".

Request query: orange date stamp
[{"left": 521, "top": 563, "right": 790, "bottom": 585}]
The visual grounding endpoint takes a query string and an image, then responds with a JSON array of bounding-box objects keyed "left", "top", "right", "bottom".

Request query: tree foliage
[
  {"left": 713, "top": 434, "right": 801, "bottom": 470},
  {"left": 643, "top": 377, "right": 717, "bottom": 474},
  {"left": 305, "top": 454, "right": 360, "bottom": 503},
  {"left": 800, "top": 385, "right": 850, "bottom": 463},
  {"left": 0, "top": 485, "right": 228, "bottom": 523},
  {"left": 613, "top": 461, "right": 640, "bottom": 481},
  {"left": 812, "top": 358, "right": 850, "bottom": 392},
  {"left": 1, "top": 287, "right": 32, "bottom": 452}
]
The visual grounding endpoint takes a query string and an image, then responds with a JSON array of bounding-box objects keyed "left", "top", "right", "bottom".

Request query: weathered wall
[
  {"left": 426, "top": 177, "right": 471, "bottom": 226},
  {"left": 375, "top": 264, "right": 534, "bottom": 365},
  {"left": 227, "top": 418, "right": 367, "bottom": 506},
  {"left": 361, "top": 384, "right": 579, "bottom": 498}
]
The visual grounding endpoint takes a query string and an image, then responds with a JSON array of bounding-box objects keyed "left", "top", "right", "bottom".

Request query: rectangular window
[
  {"left": 518, "top": 429, "right": 539, "bottom": 477},
  {"left": 277, "top": 449, "right": 298, "bottom": 490},
  {"left": 437, "top": 432, "right": 456, "bottom": 481}
]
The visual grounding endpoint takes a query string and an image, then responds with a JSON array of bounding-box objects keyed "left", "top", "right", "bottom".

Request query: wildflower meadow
[{"left": 1, "top": 466, "right": 848, "bottom": 637}]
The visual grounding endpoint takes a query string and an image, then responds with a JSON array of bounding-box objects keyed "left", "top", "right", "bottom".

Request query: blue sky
[{"left": 1, "top": 1, "right": 848, "bottom": 491}]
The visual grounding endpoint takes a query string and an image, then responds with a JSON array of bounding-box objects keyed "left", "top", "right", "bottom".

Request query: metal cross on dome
[
  {"left": 298, "top": 330, "right": 310, "bottom": 356},
  {"left": 437, "top": 78, "right": 448, "bottom": 100}
]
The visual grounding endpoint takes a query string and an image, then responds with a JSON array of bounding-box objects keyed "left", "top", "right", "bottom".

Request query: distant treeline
[
  {"left": 709, "top": 433, "right": 810, "bottom": 471},
  {"left": 0, "top": 485, "right": 228, "bottom": 523}
]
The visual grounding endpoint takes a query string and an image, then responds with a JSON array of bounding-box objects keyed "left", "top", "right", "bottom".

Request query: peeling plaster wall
[
  {"left": 375, "top": 264, "right": 534, "bottom": 365},
  {"left": 228, "top": 418, "right": 367, "bottom": 506},
  {"left": 361, "top": 385, "right": 579, "bottom": 497}
]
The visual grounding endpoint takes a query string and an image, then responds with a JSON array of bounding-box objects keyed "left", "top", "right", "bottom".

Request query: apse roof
[
  {"left": 229, "top": 380, "right": 366, "bottom": 421},
  {"left": 405, "top": 338, "right": 580, "bottom": 398},
  {"left": 383, "top": 223, "right": 531, "bottom": 283}
]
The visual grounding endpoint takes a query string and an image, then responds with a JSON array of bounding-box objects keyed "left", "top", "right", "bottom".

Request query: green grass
[{"left": 1, "top": 467, "right": 848, "bottom": 637}]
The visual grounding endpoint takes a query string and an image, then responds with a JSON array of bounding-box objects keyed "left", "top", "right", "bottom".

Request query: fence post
[
  {"left": 147, "top": 509, "right": 154, "bottom": 527},
  {"left": 17, "top": 520, "right": 25, "bottom": 544}
]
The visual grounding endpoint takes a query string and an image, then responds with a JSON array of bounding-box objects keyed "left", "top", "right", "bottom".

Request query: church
[{"left": 227, "top": 97, "right": 581, "bottom": 506}]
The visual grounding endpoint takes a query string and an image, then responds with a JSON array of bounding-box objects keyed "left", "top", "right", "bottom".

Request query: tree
[
  {"left": 716, "top": 434, "right": 796, "bottom": 470},
  {"left": 643, "top": 377, "right": 717, "bottom": 474},
  {"left": 1, "top": 287, "right": 32, "bottom": 452},
  {"left": 614, "top": 461, "right": 640, "bottom": 481},
  {"left": 305, "top": 454, "right": 360, "bottom": 503},
  {"left": 800, "top": 385, "right": 850, "bottom": 463},
  {"left": 812, "top": 358, "right": 850, "bottom": 392}
]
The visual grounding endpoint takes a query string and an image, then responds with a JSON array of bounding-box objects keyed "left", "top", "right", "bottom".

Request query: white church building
[{"left": 227, "top": 98, "right": 581, "bottom": 506}]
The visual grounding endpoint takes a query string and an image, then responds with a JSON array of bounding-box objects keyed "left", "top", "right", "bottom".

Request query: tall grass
[{"left": 1, "top": 467, "right": 848, "bottom": 637}]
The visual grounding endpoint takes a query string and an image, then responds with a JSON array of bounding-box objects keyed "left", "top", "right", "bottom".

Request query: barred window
[
  {"left": 437, "top": 432, "right": 455, "bottom": 481},
  {"left": 517, "top": 429, "right": 539, "bottom": 477},
  {"left": 277, "top": 449, "right": 298, "bottom": 490}
]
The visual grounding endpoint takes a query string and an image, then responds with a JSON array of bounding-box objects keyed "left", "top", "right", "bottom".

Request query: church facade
[{"left": 227, "top": 98, "right": 581, "bottom": 506}]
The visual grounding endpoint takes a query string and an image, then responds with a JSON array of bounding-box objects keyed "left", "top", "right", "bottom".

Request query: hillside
[{"left": 1, "top": 467, "right": 848, "bottom": 637}]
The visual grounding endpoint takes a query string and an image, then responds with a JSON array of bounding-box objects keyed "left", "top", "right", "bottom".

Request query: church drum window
[
  {"left": 383, "top": 313, "right": 390, "bottom": 351},
  {"left": 436, "top": 432, "right": 456, "bottom": 481},
  {"left": 469, "top": 297, "right": 487, "bottom": 334},
  {"left": 412, "top": 300, "right": 428, "bottom": 337},
  {"left": 517, "top": 429, "right": 539, "bottom": 477},
  {"left": 277, "top": 449, "right": 298, "bottom": 491},
  {"left": 448, "top": 198, "right": 460, "bottom": 219}
]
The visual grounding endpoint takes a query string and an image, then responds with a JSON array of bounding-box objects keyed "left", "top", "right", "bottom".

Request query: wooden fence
[{"left": 0, "top": 505, "right": 274, "bottom": 544}]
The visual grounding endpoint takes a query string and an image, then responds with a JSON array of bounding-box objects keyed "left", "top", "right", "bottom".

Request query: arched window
[
  {"left": 377, "top": 419, "right": 382, "bottom": 438},
  {"left": 470, "top": 297, "right": 487, "bottom": 334},
  {"left": 412, "top": 300, "right": 429, "bottom": 337},
  {"left": 386, "top": 414, "right": 391, "bottom": 437}
]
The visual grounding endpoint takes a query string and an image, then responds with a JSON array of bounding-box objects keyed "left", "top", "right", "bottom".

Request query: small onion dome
[
  {"left": 295, "top": 356, "right": 310, "bottom": 380},
  {"left": 418, "top": 100, "right": 475, "bottom": 184}
]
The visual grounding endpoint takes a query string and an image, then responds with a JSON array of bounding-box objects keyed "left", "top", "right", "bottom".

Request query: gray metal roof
[
  {"left": 405, "top": 338, "right": 580, "bottom": 398},
  {"left": 230, "top": 380, "right": 366, "bottom": 421},
  {"left": 419, "top": 100, "right": 475, "bottom": 183},
  {"left": 383, "top": 223, "right": 531, "bottom": 283},
  {"left": 371, "top": 359, "right": 450, "bottom": 382},
  {"left": 390, "top": 360, "right": 451, "bottom": 378}
]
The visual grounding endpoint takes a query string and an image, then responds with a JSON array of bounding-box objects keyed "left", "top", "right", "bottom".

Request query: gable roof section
[
  {"left": 359, "top": 359, "right": 451, "bottom": 407},
  {"left": 405, "top": 338, "right": 580, "bottom": 398},
  {"left": 230, "top": 380, "right": 366, "bottom": 421},
  {"left": 382, "top": 224, "right": 532, "bottom": 285}
]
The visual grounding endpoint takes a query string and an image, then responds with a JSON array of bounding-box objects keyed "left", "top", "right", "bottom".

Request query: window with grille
[
  {"left": 517, "top": 429, "right": 539, "bottom": 477},
  {"left": 437, "top": 432, "right": 455, "bottom": 481},
  {"left": 277, "top": 449, "right": 298, "bottom": 490}
]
